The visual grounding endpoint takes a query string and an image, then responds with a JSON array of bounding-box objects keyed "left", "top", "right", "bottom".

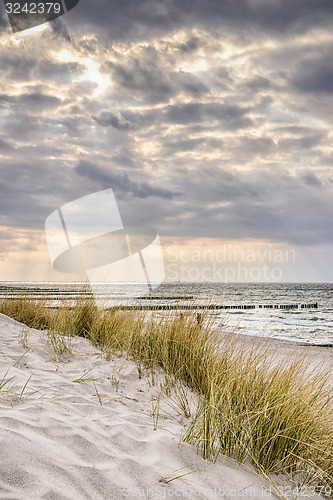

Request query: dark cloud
[
  {"left": 175, "top": 35, "right": 201, "bottom": 53},
  {"left": 278, "top": 133, "right": 325, "bottom": 152},
  {"left": 93, "top": 111, "right": 136, "bottom": 130},
  {"left": 292, "top": 55, "right": 333, "bottom": 94},
  {"left": 162, "top": 137, "right": 207, "bottom": 154},
  {"left": 64, "top": 0, "right": 333, "bottom": 42},
  {"left": 302, "top": 172, "right": 322, "bottom": 187},
  {"left": 164, "top": 168, "right": 333, "bottom": 245},
  {"left": 235, "top": 137, "right": 277, "bottom": 158},
  {"left": 0, "top": 52, "right": 37, "bottom": 81},
  {"left": 0, "top": 160, "right": 74, "bottom": 228},
  {"left": 2, "top": 0, "right": 333, "bottom": 44},
  {"left": 50, "top": 17, "right": 72, "bottom": 42},
  {"left": 165, "top": 103, "right": 252, "bottom": 129},
  {"left": 74, "top": 160, "right": 181, "bottom": 200},
  {"left": 106, "top": 55, "right": 208, "bottom": 103},
  {"left": 243, "top": 76, "right": 272, "bottom": 91},
  {"left": 0, "top": 93, "right": 61, "bottom": 111},
  {"left": 105, "top": 165, "right": 333, "bottom": 246}
]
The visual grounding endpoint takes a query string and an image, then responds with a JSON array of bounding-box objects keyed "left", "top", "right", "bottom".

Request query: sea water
[{"left": 0, "top": 282, "right": 332, "bottom": 345}]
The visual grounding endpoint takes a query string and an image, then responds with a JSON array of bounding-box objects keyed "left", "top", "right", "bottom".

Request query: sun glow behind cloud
[
  {"left": 55, "top": 50, "right": 110, "bottom": 95},
  {"left": 55, "top": 49, "right": 77, "bottom": 63},
  {"left": 80, "top": 58, "right": 110, "bottom": 95}
]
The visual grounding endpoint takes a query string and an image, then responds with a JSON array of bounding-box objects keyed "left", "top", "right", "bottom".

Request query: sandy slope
[{"left": 0, "top": 313, "right": 328, "bottom": 500}]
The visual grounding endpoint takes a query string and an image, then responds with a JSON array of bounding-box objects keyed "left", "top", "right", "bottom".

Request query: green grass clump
[{"left": 1, "top": 295, "right": 332, "bottom": 493}]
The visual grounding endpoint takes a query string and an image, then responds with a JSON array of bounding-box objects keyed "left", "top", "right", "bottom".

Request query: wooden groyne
[
  {"left": 117, "top": 303, "right": 318, "bottom": 311},
  {"left": 0, "top": 287, "right": 318, "bottom": 312}
]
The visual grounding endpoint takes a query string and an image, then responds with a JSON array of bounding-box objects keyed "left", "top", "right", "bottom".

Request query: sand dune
[{"left": 0, "top": 313, "right": 328, "bottom": 499}]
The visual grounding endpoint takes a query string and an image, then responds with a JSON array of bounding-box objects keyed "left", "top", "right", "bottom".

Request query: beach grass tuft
[{"left": 0, "top": 295, "right": 52, "bottom": 330}]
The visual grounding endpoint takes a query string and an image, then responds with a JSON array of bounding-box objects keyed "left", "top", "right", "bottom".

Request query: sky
[{"left": 0, "top": 0, "right": 333, "bottom": 282}]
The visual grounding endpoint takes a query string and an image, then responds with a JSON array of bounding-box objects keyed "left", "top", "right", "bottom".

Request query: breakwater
[{"left": 118, "top": 302, "right": 318, "bottom": 310}]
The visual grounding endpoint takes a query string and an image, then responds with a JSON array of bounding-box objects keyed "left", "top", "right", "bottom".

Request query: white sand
[{"left": 0, "top": 313, "right": 329, "bottom": 500}]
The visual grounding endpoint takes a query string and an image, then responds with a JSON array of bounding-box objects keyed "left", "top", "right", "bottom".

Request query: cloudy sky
[{"left": 0, "top": 0, "right": 333, "bottom": 282}]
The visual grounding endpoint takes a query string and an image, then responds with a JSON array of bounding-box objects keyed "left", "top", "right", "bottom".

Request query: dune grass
[
  {"left": 0, "top": 295, "right": 332, "bottom": 494},
  {"left": 0, "top": 294, "right": 52, "bottom": 330}
]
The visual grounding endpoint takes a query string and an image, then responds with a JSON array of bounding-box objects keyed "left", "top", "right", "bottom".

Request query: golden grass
[
  {"left": 1, "top": 295, "right": 332, "bottom": 493},
  {"left": 0, "top": 294, "right": 52, "bottom": 330}
]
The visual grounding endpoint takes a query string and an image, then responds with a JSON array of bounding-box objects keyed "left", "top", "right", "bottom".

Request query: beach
[
  {"left": 0, "top": 312, "right": 331, "bottom": 500},
  {"left": 217, "top": 330, "right": 333, "bottom": 389}
]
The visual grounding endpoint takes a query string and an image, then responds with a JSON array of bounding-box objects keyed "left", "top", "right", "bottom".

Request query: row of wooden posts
[{"left": 119, "top": 303, "right": 318, "bottom": 310}]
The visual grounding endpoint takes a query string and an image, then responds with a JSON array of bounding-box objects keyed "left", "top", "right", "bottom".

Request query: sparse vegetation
[
  {"left": 0, "top": 366, "right": 35, "bottom": 401},
  {"left": 47, "top": 328, "right": 73, "bottom": 358},
  {"left": 0, "top": 294, "right": 332, "bottom": 493}
]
